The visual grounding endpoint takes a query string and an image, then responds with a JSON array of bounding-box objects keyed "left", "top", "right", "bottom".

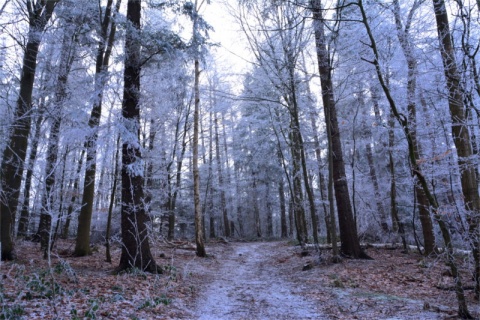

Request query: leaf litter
[{"left": 1, "top": 239, "right": 479, "bottom": 319}]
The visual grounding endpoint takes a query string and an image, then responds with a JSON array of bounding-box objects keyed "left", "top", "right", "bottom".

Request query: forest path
[{"left": 191, "top": 241, "right": 322, "bottom": 319}]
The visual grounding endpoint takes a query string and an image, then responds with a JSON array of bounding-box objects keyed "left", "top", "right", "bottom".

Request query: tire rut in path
[{"left": 194, "top": 242, "right": 321, "bottom": 319}]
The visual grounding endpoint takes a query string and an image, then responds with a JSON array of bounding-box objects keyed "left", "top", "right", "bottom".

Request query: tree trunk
[
  {"left": 278, "top": 174, "right": 288, "bottom": 238},
  {"left": 193, "top": 58, "right": 206, "bottom": 256},
  {"left": 214, "top": 113, "right": 230, "bottom": 237},
  {"left": 17, "top": 107, "right": 45, "bottom": 237},
  {"left": 75, "top": 0, "right": 120, "bottom": 257},
  {"left": 393, "top": 0, "right": 436, "bottom": 255},
  {"left": 289, "top": 125, "right": 307, "bottom": 245},
  {"left": 116, "top": 0, "right": 158, "bottom": 273},
  {"left": 0, "top": 0, "right": 59, "bottom": 260},
  {"left": 432, "top": 0, "right": 480, "bottom": 302},
  {"left": 106, "top": 136, "right": 120, "bottom": 263},
  {"left": 205, "top": 112, "right": 215, "bottom": 239},
  {"left": 234, "top": 162, "right": 245, "bottom": 237},
  {"left": 309, "top": 110, "right": 329, "bottom": 242},
  {"left": 365, "top": 143, "right": 389, "bottom": 232},
  {"left": 311, "top": 0, "right": 367, "bottom": 258},
  {"left": 252, "top": 176, "right": 262, "bottom": 238},
  {"left": 62, "top": 149, "right": 85, "bottom": 239}
]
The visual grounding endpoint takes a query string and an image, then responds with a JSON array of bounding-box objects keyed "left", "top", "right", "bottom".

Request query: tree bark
[
  {"left": 432, "top": 0, "right": 480, "bottom": 303},
  {"left": 106, "top": 136, "right": 120, "bottom": 263},
  {"left": 116, "top": 0, "right": 158, "bottom": 273},
  {"left": 62, "top": 149, "right": 85, "bottom": 239},
  {"left": 193, "top": 58, "right": 206, "bottom": 256},
  {"left": 0, "top": 0, "right": 59, "bottom": 260},
  {"left": 311, "top": 0, "right": 367, "bottom": 258}
]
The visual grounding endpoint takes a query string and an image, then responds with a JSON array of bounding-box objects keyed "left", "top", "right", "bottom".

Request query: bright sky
[{"left": 201, "top": 0, "right": 253, "bottom": 80}]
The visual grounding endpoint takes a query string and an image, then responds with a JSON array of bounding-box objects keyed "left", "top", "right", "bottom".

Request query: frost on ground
[
  {"left": 190, "top": 242, "right": 320, "bottom": 319},
  {"left": 1, "top": 240, "right": 479, "bottom": 319},
  {"left": 188, "top": 241, "right": 479, "bottom": 320}
]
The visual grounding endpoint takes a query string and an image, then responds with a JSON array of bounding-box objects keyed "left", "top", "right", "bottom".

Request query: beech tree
[{"left": 310, "top": 0, "right": 368, "bottom": 259}]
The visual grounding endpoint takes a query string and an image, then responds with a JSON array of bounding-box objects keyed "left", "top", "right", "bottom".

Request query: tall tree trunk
[
  {"left": 106, "top": 136, "right": 120, "bottom": 263},
  {"left": 51, "top": 148, "right": 69, "bottom": 250},
  {"left": 205, "top": 111, "right": 215, "bottom": 238},
  {"left": 62, "top": 149, "right": 85, "bottom": 239},
  {"left": 357, "top": 89, "right": 389, "bottom": 233},
  {"left": 116, "top": 0, "right": 158, "bottom": 273},
  {"left": 252, "top": 175, "right": 262, "bottom": 238},
  {"left": 432, "top": 0, "right": 480, "bottom": 302},
  {"left": 311, "top": 0, "right": 367, "bottom": 258},
  {"left": 266, "top": 183, "right": 273, "bottom": 237},
  {"left": 214, "top": 112, "right": 230, "bottom": 237},
  {"left": 0, "top": 0, "right": 59, "bottom": 260},
  {"left": 289, "top": 124, "right": 307, "bottom": 245},
  {"left": 309, "top": 110, "right": 329, "bottom": 242},
  {"left": 278, "top": 168, "right": 288, "bottom": 238},
  {"left": 193, "top": 57, "right": 206, "bottom": 256},
  {"left": 365, "top": 143, "right": 389, "bottom": 231},
  {"left": 234, "top": 161, "right": 245, "bottom": 237},
  {"left": 327, "top": 127, "right": 339, "bottom": 259},
  {"left": 393, "top": 0, "right": 436, "bottom": 255},
  {"left": 285, "top": 56, "right": 310, "bottom": 245},
  {"left": 75, "top": 0, "right": 120, "bottom": 257},
  {"left": 17, "top": 107, "right": 45, "bottom": 237}
]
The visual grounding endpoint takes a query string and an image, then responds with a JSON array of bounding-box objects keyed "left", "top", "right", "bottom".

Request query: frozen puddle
[{"left": 194, "top": 242, "right": 321, "bottom": 319}]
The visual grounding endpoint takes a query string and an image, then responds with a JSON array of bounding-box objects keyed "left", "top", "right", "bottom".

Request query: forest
[{"left": 0, "top": 0, "right": 479, "bottom": 318}]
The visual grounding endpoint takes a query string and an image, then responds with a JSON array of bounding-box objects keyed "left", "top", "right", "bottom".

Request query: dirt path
[{"left": 191, "top": 242, "right": 321, "bottom": 319}]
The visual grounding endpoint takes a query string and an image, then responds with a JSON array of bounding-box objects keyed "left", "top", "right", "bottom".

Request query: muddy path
[{"left": 190, "top": 242, "right": 321, "bottom": 319}]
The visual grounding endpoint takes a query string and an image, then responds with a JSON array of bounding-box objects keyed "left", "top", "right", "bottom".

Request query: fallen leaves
[{"left": 1, "top": 239, "right": 478, "bottom": 319}]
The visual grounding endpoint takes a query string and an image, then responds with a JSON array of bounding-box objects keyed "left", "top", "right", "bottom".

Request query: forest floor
[{"left": 1, "top": 239, "right": 479, "bottom": 319}]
